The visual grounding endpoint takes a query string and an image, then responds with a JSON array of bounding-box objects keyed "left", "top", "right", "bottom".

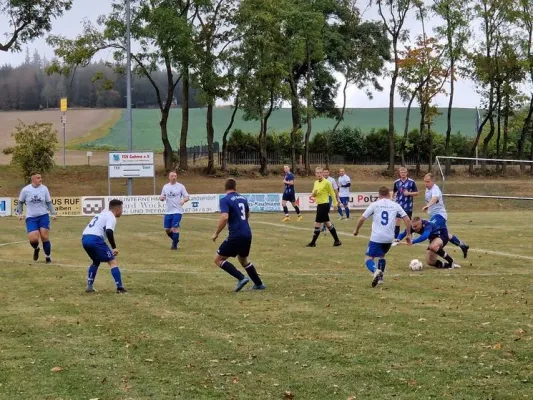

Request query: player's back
[
  {"left": 221, "top": 193, "right": 251, "bottom": 238},
  {"left": 366, "top": 198, "right": 404, "bottom": 243},
  {"left": 83, "top": 210, "right": 116, "bottom": 238}
]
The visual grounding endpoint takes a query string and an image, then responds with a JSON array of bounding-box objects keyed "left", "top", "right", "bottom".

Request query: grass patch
[
  {"left": 67, "top": 109, "right": 123, "bottom": 150},
  {"left": 0, "top": 212, "right": 532, "bottom": 399}
]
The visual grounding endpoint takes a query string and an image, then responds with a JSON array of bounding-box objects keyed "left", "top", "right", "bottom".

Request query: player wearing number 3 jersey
[
  {"left": 354, "top": 186, "right": 412, "bottom": 287},
  {"left": 212, "top": 178, "right": 265, "bottom": 292}
]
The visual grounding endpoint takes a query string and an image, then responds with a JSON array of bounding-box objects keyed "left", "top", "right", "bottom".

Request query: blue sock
[
  {"left": 345, "top": 207, "right": 350, "bottom": 219},
  {"left": 450, "top": 235, "right": 462, "bottom": 246},
  {"left": 42, "top": 241, "right": 51, "bottom": 257},
  {"left": 172, "top": 232, "right": 180, "bottom": 248},
  {"left": 87, "top": 265, "right": 98, "bottom": 286},
  {"left": 337, "top": 206, "right": 343, "bottom": 217},
  {"left": 365, "top": 259, "right": 376, "bottom": 273},
  {"left": 166, "top": 231, "right": 173, "bottom": 239},
  {"left": 110, "top": 266, "right": 123, "bottom": 289},
  {"left": 378, "top": 259, "right": 386, "bottom": 273}
]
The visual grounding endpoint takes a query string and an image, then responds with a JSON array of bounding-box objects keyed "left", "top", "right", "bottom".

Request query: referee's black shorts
[{"left": 315, "top": 203, "right": 330, "bottom": 223}]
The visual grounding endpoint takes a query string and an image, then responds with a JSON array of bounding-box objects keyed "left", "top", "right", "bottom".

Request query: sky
[{"left": 0, "top": 0, "right": 481, "bottom": 108}]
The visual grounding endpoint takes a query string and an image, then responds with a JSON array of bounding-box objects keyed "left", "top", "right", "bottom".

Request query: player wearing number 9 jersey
[
  {"left": 81, "top": 199, "right": 127, "bottom": 294},
  {"left": 212, "top": 178, "right": 265, "bottom": 292},
  {"left": 354, "top": 186, "right": 412, "bottom": 287}
]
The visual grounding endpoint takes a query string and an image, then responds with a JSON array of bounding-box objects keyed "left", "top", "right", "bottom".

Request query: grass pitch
[{"left": 1, "top": 211, "right": 532, "bottom": 399}]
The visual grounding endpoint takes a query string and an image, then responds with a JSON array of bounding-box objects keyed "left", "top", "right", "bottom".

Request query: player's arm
[
  {"left": 212, "top": 199, "right": 229, "bottom": 241},
  {"left": 353, "top": 215, "right": 367, "bottom": 236},
  {"left": 181, "top": 188, "right": 190, "bottom": 205},
  {"left": 284, "top": 178, "right": 294, "bottom": 185},
  {"left": 159, "top": 188, "right": 166, "bottom": 201},
  {"left": 401, "top": 215, "right": 412, "bottom": 244},
  {"left": 406, "top": 182, "right": 419, "bottom": 197},
  {"left": 15, "top": 189, "right": 25, "bottom": 218},
  {"left": 423, "top": 195, "right": 439, "bottom": 211},
  {"left": 45, "top": 190, "right": 57, "bottom": 218},
  {"left": 311, "top": 182, "right": 319, "bottom": 198},
  {"left": 245, "top": 203, "right": 250, "bottom": 220},
  {"left": 410, "top": 225, "right": 431, "bottom": 245},
  {"left": 105, "top": 219, "right": 119, "bottom": 255},
  {"left": 328, "top": 182, "right": 338, "bottom": 208}
]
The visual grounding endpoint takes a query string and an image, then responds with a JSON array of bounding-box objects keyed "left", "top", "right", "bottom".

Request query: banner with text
[
  {"left": 81, "top": 195, "right": 219, "bottom": 216},
  {"left": 0, "top": 197, "right": 11, "bottom": 217},
  {"left": 11, "top": 197, "right": 82, "bottom": 217},
  {"left": 218, "top": 193, "right": 283, "bottom": 213},
  {"left": 296, "top": 192, "right": 378, "bottom": 211}
]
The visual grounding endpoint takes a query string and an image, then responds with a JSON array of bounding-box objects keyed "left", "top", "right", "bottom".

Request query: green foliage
[
  {"left": 228, "top": 129, "right": 304, "bottom": 155},
  {"left": 3, "top": 122, "right": 58, "bottom": 181}
]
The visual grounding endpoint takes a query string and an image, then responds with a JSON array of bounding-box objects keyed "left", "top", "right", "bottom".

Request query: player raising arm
[
  {"left": 82, "top": 199, "right": 127, "bottom": 294},
  {"left": 15, "top": 172, "right": 57, "bottom": 263},
  {"left": 423, "top": 173, "right": 469, "bottom": 258},
  {"left": 354, "top": 186, "right": 411, "bottom": 287},
  {"left": 396, "top": 216, "right": 460, "bottom": 269},
  {"left": 212, "top": 178, "right": 265, "bottom": 292},
  {"left": 160, "top": 171, "right": 190, "bottom": 250}
]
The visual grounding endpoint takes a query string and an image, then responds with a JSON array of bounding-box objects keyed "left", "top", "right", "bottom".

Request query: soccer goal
[{"left": 434, "top": 156, "right": 533, "bottom": 201}]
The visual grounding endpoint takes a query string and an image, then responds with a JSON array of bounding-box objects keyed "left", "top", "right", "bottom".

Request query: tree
[
  {"left": 236, "top": 0, "right": 288, "bottom": 175},
  {"left": 3, "top": 122, "right": 58, "bottom": 182},
  {"left": 374, "top": 0, "right": 413, "bottom": 174},
  {"left": 0, "top": 0, "right": 72, "bottom": 52},
  {"left": 432, "top": 0, "right": 471, "bottom": 175},
  {"left": 47, "top": 0, "right": 195, "bottom": 171},
  {"left": 192, "top": 0, "right": 239, "bottom": 175}
]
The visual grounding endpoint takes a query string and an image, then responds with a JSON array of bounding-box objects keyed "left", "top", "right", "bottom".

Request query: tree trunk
[
  {"left": 206, "top": 103, "right": 215, "bottom": 175},
  {"left": 304, "top": 42, "right": 313, "bottom": 175},
  {"left": 415, "top": 105, "right": 425, "bottom": 177},
  {"left": 518, "top": 94, "right": 533, "bottom": 172},
  {"left": 481, "top": 83, "right": 496, "bottom": 173},
  {"left": 445, "top": 56, "right": 455, "bottom": 177},
  {"left": 387, "top": 38, "right": 399, "bottom": 174},
  {"left": 259, "top": 118, "right": 268, "bottom": 175},
  {"left": 401, "top": 92, "right": 416, "bottom": 167},
  {"left": 427, "top": 123, "right": 433, "bottom": 173},
  {"left": 502, "top": 93, "right": 509, "bottom": 174},
  {"left": 495, "top": 96, "right": 501, "bottom": 162},
  {"left": 288, "top": 73, "right": 301, "bottom": 172},
  {"left": 221, "top": 95, "right": 239, "bottom": 172},
  {"left": 160, "top": 108, "right": 174, "bottom": 171},
  {"left": 179, "top": 68, "right": 189, "bottom": 171}
]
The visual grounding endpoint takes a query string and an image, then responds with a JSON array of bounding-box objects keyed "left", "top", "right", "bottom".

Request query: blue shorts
[
  {"left": 164, "top": 213, "right": 183, "bottom": 229},
  {"left": 282, "top": 192, "right": 296, "bottom": 203},
  {"left": 339, "top": 197, "right": 349, "bottom": 206},
  {"left": 429, "top": 228, "right": 449, "bottom": 247},
  {"left": 429, "top": 214, "right": 447, "bottom": 230},
  {"left": 366, "top": 241, "right": 392, "bottom": 258},
  {"left": 217, "top": 235, "right": 252, "bottom": 258},
  {"left": 26, "top": 214, "right": 50, "bottom": 233},
  {"left": 82, "top": 235, "right": 114, "bottom": 266}
]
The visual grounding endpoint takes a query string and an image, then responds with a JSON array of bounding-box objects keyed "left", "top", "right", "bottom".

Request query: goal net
[{"left": 434, "top": 156, "right": 533, "bottom": 201}]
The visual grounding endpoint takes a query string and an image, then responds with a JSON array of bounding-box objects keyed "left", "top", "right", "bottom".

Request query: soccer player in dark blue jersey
[
  {"left": 212, "top": 178, "right": 265, "bottom": 292},
  {"left": 393, "top": 167, "right": 418, "bottom": 239},
  {"left": 282, "top": 165, "right": 302, "bottom": 222},
  {"left": 396, "top": 216, "right": 460, "bottom": 269}
]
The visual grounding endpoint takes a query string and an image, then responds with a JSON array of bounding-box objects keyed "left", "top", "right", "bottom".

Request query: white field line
[{"left": 0, "top": 240, "right": 27, "bottom": 247}]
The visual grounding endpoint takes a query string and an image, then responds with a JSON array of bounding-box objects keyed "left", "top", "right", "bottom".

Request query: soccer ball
[{"left": 409, "top": 259, "right": 423, "bottom": 271}]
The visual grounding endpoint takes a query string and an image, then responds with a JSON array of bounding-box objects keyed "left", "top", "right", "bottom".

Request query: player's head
[
  {"left": 378, "top": 186, "right": 390, "bottom": 198},
  {"left": 339, "top": 168, "right": 345, "bottom": 176},
  {"left": 315, "top": 167, "right": 323, "bottom": 180},
  {"left": 424, "top": 173, "right": 435, "bottom": 189},
  {"left": 225, "top": 178, "right": 237, "bottom": 193},
  {"left": 109, "top": 199, "right": 124, "bottom": 218},
  {"left": 412, "top": 216, "right": 423, "bottom": 232},
  {"left": 399, "top": 167, "right": 408, "bottom": 179},
  {"left": 168, "top": 171, "right": 177, "bottom": 183},
  {"left": 283, "top": 165, "right": 290, "bottom": 173},
  {"left": 30, "top": 172, "right": 42, "bottom": 186},
  {"left": 323, "top": 168, "right": 330, "bottom": 178}
]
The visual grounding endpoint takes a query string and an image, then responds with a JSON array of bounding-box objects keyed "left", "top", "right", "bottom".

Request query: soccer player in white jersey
[
  {"left": 354, "top": 186, "right": 412, "bottom": 287},
  {"left": 82, "top": 199, "right": 127, "bottom": 294},
  {"left": 15, "top": 172, "right": 57, "bottom": 263},
  {"left": 160, "top": 171, "right": 190, "bottom": 250},
  {"left": 337, "top": 168, "right": 351, "bottom": 220},
  {"left": 423, "top": 173, "right": 469, "bottom": 258}
]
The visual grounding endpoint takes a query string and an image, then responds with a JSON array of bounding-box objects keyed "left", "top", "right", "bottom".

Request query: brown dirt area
[{"left": 0, "top": 109, "right": 116, "bottom": 157}]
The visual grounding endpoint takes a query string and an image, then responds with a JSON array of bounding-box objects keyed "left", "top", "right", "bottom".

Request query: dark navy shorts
[
  {"left": 282, "top": 192, "right": 296, "bottom": 203},
  {"left": 217, "top": 235, "right": 252, "bottom": 258}
]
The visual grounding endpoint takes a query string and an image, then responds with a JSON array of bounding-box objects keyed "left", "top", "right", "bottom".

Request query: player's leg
[
  {"left": 289, "top": 197, "right": 302, "bottom": 220},
  {"left": 237, "top": 239, "right": 265, "bottom": 290},
  {"left": 107, "top": 258, "right": 127, "bottom": 293},
  {"left": 39, "top": 215, "right": 52, "bottom": 263},
  {"left": 307, "top": 207, "right": 323, "bottom": 247},
  {"left": 281, "top": 199, "right": 290, "bottom": 221},
  {"left": 26, "top": 217, "right": 41, "bottom": 261},
  {"left": 428, "top": 237, "right": 455, "bottom": 268},
  {"left": 215, "top": 238, "right": 248, "bottom": 291},
  {"left": 365, "top": 242, "right": 385, "bottom": 287},
  {"left": 448, "top": 231, "right": 469, "bottom": 258},
  {"left": 342, "top": 198, "right": 350, "bottom": 220},
  {"left": 394, "top": 217, "right": 402, "bottom": 239},
  {"left": 324, "top": 217, "right": 341, "bottom": 246},
  {"left": 425, "top": 248, "right": 439, "bottom": 268},
  {"left": 164, "top": 215, "right": 173, "bottom": 243},
  {"left": 170, "top": 214, "right": 182, "bottom": 250},
  {"left": 322, "top": 197, "right": 333, "bottom": 233}
]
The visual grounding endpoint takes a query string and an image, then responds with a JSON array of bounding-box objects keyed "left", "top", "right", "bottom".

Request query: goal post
[{"left": 434, "top": 155, "right": 533, "bottom": 201}]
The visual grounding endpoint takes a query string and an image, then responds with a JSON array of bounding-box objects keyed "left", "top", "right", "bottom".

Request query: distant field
[{"left": 82, "top": 107, "right": 478, "bottom": 151}]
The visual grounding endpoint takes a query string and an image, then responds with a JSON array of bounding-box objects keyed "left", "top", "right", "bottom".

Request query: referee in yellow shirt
[{"left": 307, "top": 167, "right": 342, "bottom": 247}]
